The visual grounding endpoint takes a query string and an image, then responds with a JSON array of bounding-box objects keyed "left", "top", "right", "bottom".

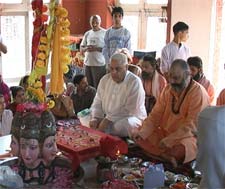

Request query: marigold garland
[{"left": 29, "top": 0, "right": 71, "bottom": 108}]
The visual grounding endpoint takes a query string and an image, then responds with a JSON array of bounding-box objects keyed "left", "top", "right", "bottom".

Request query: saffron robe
[
  {"left": 137, "top": 80, "right": 210, "bottom": 163},
  {"left": 198, "top": 74, "right": 215, "bottom": 104}
]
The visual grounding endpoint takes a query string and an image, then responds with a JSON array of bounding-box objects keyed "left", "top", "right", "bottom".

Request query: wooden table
[{"left": 56, "top": 125, "right": 128, "bottom": 171}]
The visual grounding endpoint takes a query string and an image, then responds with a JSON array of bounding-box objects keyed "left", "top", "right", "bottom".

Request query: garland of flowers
[
  {"left": 28, "top": 0, "right": 71, "bottom": 108},
  {"left": 50, "top": 5, "right": 71, "bottom": 95},
  {"left": 30, "top": 0, "right": 48, "bottom": 80}
]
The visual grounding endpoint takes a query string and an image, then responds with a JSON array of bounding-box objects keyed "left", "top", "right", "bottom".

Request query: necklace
[{"left": 171, "top": 79, "right": 193, "bottom": 114}]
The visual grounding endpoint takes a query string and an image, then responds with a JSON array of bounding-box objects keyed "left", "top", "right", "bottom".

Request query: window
[
  {"left": 146, "top": 17, "right": 167, "bottom": 57},
  {"left": 122, "top": 15, "right": 138, "bottom": 51},
  {"left": 117, "top": 0, "right": 168, "bottom": 57},
  {"left": 0, "top": 1, "right": 31, "bottom": 86},
  {"left": 120, "top": 0, "right": 139, "bottom": 4},
  {"left": 147, "top": 0, "right": 168, "bottom": 4},
  {"left": 0, "top": 0, "right": 22, "bottom": 3},
  {"left": 1, "top": 15, "right": 27, "bottom": 79}
]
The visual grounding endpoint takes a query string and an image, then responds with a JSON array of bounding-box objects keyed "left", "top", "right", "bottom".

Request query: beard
[
  {"left": 141, "top": 71, "right": 154, "bottom": 80},
  {"left": 193, "top": 72, "right": 202, "bottom": 81},
  {"left": 171, "top": 79, "right": 186, "bottom": 92}
]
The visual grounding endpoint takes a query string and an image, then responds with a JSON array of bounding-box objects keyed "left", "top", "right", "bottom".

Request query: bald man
[
  {"left": 80, "top": 15, "right": 106, "bottom": 89},
  {"left": 90, "top": 53, "right": 147, "bottom": 137},
  {"left": 132, "top": 59, "right": 210, "bottom": 167}
]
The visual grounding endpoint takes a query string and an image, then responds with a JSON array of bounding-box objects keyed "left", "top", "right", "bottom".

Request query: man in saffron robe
[
  {"left": 187, "top": 56, "right": 214, "bottom": 104},
  {"left": 132, "top": 59, "right": 210, "bottom": 167},
  {"left": 139, "top": 55, "right": 167, "bottom": 113}
]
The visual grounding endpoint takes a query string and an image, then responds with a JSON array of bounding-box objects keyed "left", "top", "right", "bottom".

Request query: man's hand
[
  {"left": 130, "top": 127, "right": 143, "bottom": 141},
  {"left": 89, "top": 119, "right": 100, "bottom": 129},
  {"left": 97, "top": 118, "right": 112, "bottom": 131}
]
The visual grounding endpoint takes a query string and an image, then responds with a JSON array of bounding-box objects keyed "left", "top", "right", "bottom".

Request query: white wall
[{"left": 171, "top": 0, "right": 214, "bottom": 76}]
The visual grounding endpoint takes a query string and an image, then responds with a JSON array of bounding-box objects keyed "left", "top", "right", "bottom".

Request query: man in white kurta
[
  {"left": 161, "top": 22, "right": 190, "bottom": 79},
  {"left": 90, "top": 53, "right": 147, "bottom": 137},
  {"left": 196, "top": 106, "right": 225, "bottom": 189}
]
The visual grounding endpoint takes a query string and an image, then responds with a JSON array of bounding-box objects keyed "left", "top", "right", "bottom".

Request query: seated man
[
  {"left": 196, "top": 106, "right": 225, "bottom": 188},
  {"left": 187, "top": 56, "right": 214, "bottom": 104},
  {"left": 7, "top": 86, "right": 26, "bottom": 115},
  {"left": 139, "top": 55, "right": 167, "bottom": 113},
  {"left": 128, "top": 64, "right": 142, "bottom": 77},
  {"left": 132, "top": 59, "right": 209, "bottom": 167},
  {"left": 70, "top": 74, "right": 96, "bottom": 114},
  {"left": 90, "top": 53, "right": 147, "bottom": 137}
]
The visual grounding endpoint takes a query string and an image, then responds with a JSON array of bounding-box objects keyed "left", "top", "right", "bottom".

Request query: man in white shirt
[
  {"left": 90, "top": 53, "right": 146, "bottom": 137},
  {"left": 160, "top": 21, "right": 190, "bottom": 80},
  {"left": 80, "top": 15, "right": 106, "bottom": 89}
]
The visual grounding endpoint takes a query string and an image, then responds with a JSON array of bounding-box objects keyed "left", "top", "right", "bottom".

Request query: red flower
[{"left": 16, "top": 104, "right": 25, "bottom": 112}]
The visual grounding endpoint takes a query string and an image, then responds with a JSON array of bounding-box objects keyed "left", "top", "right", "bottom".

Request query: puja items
[
  {"left": 96, "top": 156, "right": 116, "bottom": 183},
  {"left": 102, "top": 179, "right": 138, "bottom": 189},
  {"left": 165, "top": 171, "right": 176, "bottom": 185},
  {"left": 143, "top": 163, "right": 165, "bottom": 189},
  {"left": 186, "top": 183, "right": 199, "bottom": 189},
  {"left": 129, "top": 157, "right": 142, "bottom": 167}
]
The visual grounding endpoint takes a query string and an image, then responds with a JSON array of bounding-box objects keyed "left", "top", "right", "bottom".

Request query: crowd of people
[{"left": 0, "top": 6, "right": 225, "bottom": 188}]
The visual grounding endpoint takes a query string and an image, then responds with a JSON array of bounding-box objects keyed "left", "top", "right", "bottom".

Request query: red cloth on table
[
  {"left": 100, "top": 136, "right": 128, "bottom": 159},
  {"left": 56, "top": 125, "right": 128, "bottom": 170}
]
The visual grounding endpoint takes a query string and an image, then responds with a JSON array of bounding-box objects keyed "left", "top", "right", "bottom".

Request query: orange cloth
[
  {"left": 138, "top": 80, "right": 210, "bottom": 163},
  {"left": 198, "top": 74, "right": 215, "bottom": 104},
  {"left": 143, "top": 71, "right": 167, "bottom": 98},
  {"left": 216, "top": 88, "right": 225, "bottom": 106}
]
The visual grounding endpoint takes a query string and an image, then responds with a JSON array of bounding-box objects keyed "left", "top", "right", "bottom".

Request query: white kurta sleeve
[{"left": 160, "top": 47, "right": 170, "bottom": 74}]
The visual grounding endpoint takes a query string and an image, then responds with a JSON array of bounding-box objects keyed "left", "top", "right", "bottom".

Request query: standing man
[
  {"left": 103, "top": 7, "right": 131, "bottom": 67},
  {"left": 80, "top": 15, "right": 106, "bottom": 89},
  {"left": 187, "top": 56, "right": 214, "bottom": 104},
  {"left": 161, "top": 21, "right": 190, "bottom": 80},
  {"left": 90, "top": 53, "right": 146, "bottom": 137}
]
